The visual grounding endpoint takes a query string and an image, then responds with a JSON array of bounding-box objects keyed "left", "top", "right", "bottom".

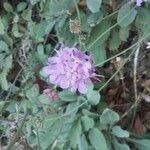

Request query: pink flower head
[
  {"left": 43, "top": 89, "right": 59, "bottom": 100},
  {"left": 42, "top": 45, "right": 96, "bottom": 94}
]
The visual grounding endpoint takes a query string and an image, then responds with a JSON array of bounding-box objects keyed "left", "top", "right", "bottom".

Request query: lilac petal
[
  {"left": 43, "top": 65, "right": 57, "bottom": 75},
  {"left": 71, "top": 82, "right": 78, "bottom": 92},
  {"left": 42, "top": 66, "right": 52, "bottom": 75},
  {"left": 136, "top": 0, "right": 143, "bottom": 6},
  {"left": 78, "top": 81, "right": 87, "bottom": 94},
  {"left": 48, "top": 57, "right": 59, "bottom": 64},
  {"left": 85, "top": 61, "right": 92, "bottom": 69},
  {"left": 59, "top": 78, "right": 70, "bottom": 89},
  {"left": 49, "top": 75, "right": 57, "bottom": 84},
  {"left": 57, "top": 64, "right": 65, "bottom": 74}
]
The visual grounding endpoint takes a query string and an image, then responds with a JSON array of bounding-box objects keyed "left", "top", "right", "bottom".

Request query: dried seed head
[{"left": 69, "top": 19, "right": 81, "bottom": 34}]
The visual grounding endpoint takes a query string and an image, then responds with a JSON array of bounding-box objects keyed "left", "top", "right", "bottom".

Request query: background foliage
[{"left": 0, "top": 0, "right": 150, "bottom": 149}]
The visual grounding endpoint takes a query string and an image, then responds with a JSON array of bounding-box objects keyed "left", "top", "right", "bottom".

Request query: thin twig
[
  {"left": 130, "top": 46, "right": 140, "bottom": 128},
  {"left": 133, "top": 47, "right": 140, "bottom": 101}
]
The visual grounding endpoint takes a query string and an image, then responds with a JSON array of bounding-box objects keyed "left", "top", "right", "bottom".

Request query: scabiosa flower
[
  {"left": 42, "top": 45, "right": 97, "bottom": 94},
  {"left": 43, "top": 89, "right": 59, "bottom": 100}
]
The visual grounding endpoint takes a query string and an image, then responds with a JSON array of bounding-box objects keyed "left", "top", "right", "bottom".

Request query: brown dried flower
[{"left": 69, "top": 19, "right": 81, "bottom": 34}]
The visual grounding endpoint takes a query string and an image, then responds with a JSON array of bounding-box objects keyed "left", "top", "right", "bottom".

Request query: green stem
[
  {"left": 95, "top": 26, "right": 150, "bottom": 66},
  {"left": 73, "top": 0, "right": 82, "bottom": 46},
  {"left": 98, "top": 48, "right": 136, "bottom": 92},
  {"left": 88, "top": 6, "right": 136, "bottom": 49}
]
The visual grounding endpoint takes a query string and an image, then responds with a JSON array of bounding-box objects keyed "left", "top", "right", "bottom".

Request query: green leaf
[
  {"left": 0, "top": 54, "right": 5, "bottom": 64},
  {"left": 26, "top": 85, "right": 39, "bottom": 101},
  {"left": 57, "top": 123, "right": 72, "bottom": 143},
  {"left": 81, "top": 116, "right": 94, "bottom": 131},
  {"left": 43, "top": 0, "right": 74, "bottom": 18},
  {"left": 0, "top": 56, "right": 12, "bottom": 91},
  {"left": 0, "top": 41, "right": 9, "bottom": 53},
  {"left": 0, "top": 101, "right": 5, "bottom": 112},
  {"left": 56, "top": 16, "right": 77, "bottom": 46},
  {"left": 89, "top": 128, "right": 107, "bottom": 150},
  {"left": 43, "top": 114, "right": 59, "bottom": 128},
  {"left": 17, "top": 2, "right": 27, "bottom": 12},
  {"left": 0, "top": 19, "right": 5, "bottom": 35},
  {"left": 119, "top": 27, "right": 130, "bottom": 41},
  {"left": 38, "top": 95, "right": 52, "bottom": 105},
  {"left": 112, "top": 126, "right": 129, "bottom": 138},
  {"left": 1, "top": 34, "right": 13, "bottom": 48},
  {"left": 78, "top": 134, "right": 88, "bottom": 150},
  {"left": 117, "top": 3, "right": 137, "bottom": 27},
  {"left": 100, "top": 108, "right": 120, "bottom": 126},
  {"left": 13, "top": 14, "right": 19, "bottom": 23},
  {"left": 135, "top": 8, "right": 150, "bottom": 40},
  {"left": 136, "top": 8, "right": 150, "bottom": 28},
  {"left": 86, "top": 83, "right": 94, "bottom": 91},
  {"left": 29, "top": 21, "right": 52, "bottom": 42},
  {"left": 86, "top": 0, "right": 102, "bottom": 13},
  {"left": 4, "top": 55, "right": 12, "bottom": 70},
  {"left": 87, "top": 19, "right": 111, "bottom": 66},
  {"left": 12, "top": 23, "right": 23, "bottom": 38},
  {"left": 0, "top": 69, "right": 9, "bottom": 90},
  {"left": 91, "top": 44, "right": 107, "bottom": 66},
  {"left": 45, "top": 20, "right": 56, "bottom": 34},
  {"left": 69, "top": 120, "right": 82, "bottom": 148},
  {"left": 20, "top": 99, "right": 32, "bottom": 110},
  {"left": 40, "top": 119, "right": 63, "bottom": 149},
  {"left": 3, "top": 2, "right": 14, "bottom": 13},
  {"left": 59, "top": 90, "right": 78, "bottom": 102},
  {"left": 21, "top": 8, "right": 32, "bottom": 21},
  {"left": 113, "top": 139, "right": 130, "bottom": 150},
  {"left": 82, "top": 109, "right": 98, "bottom": 117},
  {"left": 6, "top": 101, "right": 16, "bottom": 113},
  {"left": 36, "top": 44, "right": 47, "bottom": 62},
  {"left": 109, "top": 29, "right": 121, "bottom": 51},
  {"left": 87, "top": 11, "right": 103, "bottom": 27},
  {"left": 87, "top": 90, "right": 100, "bottom": 105},
  {"left": 65, "top": 102, "right": 80, "bottom": 117},
  {"left": 87, "top": 16, "right": 111, "bottom": 45},
  {"left": 129, "top": 139, "right": 150, "bottom": 150},
  {"left": 30, "top": 0, "right": 40, "bottom": 5},
  {"left": 80, "top": 10, "right": 92, "bottom": 33}
]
